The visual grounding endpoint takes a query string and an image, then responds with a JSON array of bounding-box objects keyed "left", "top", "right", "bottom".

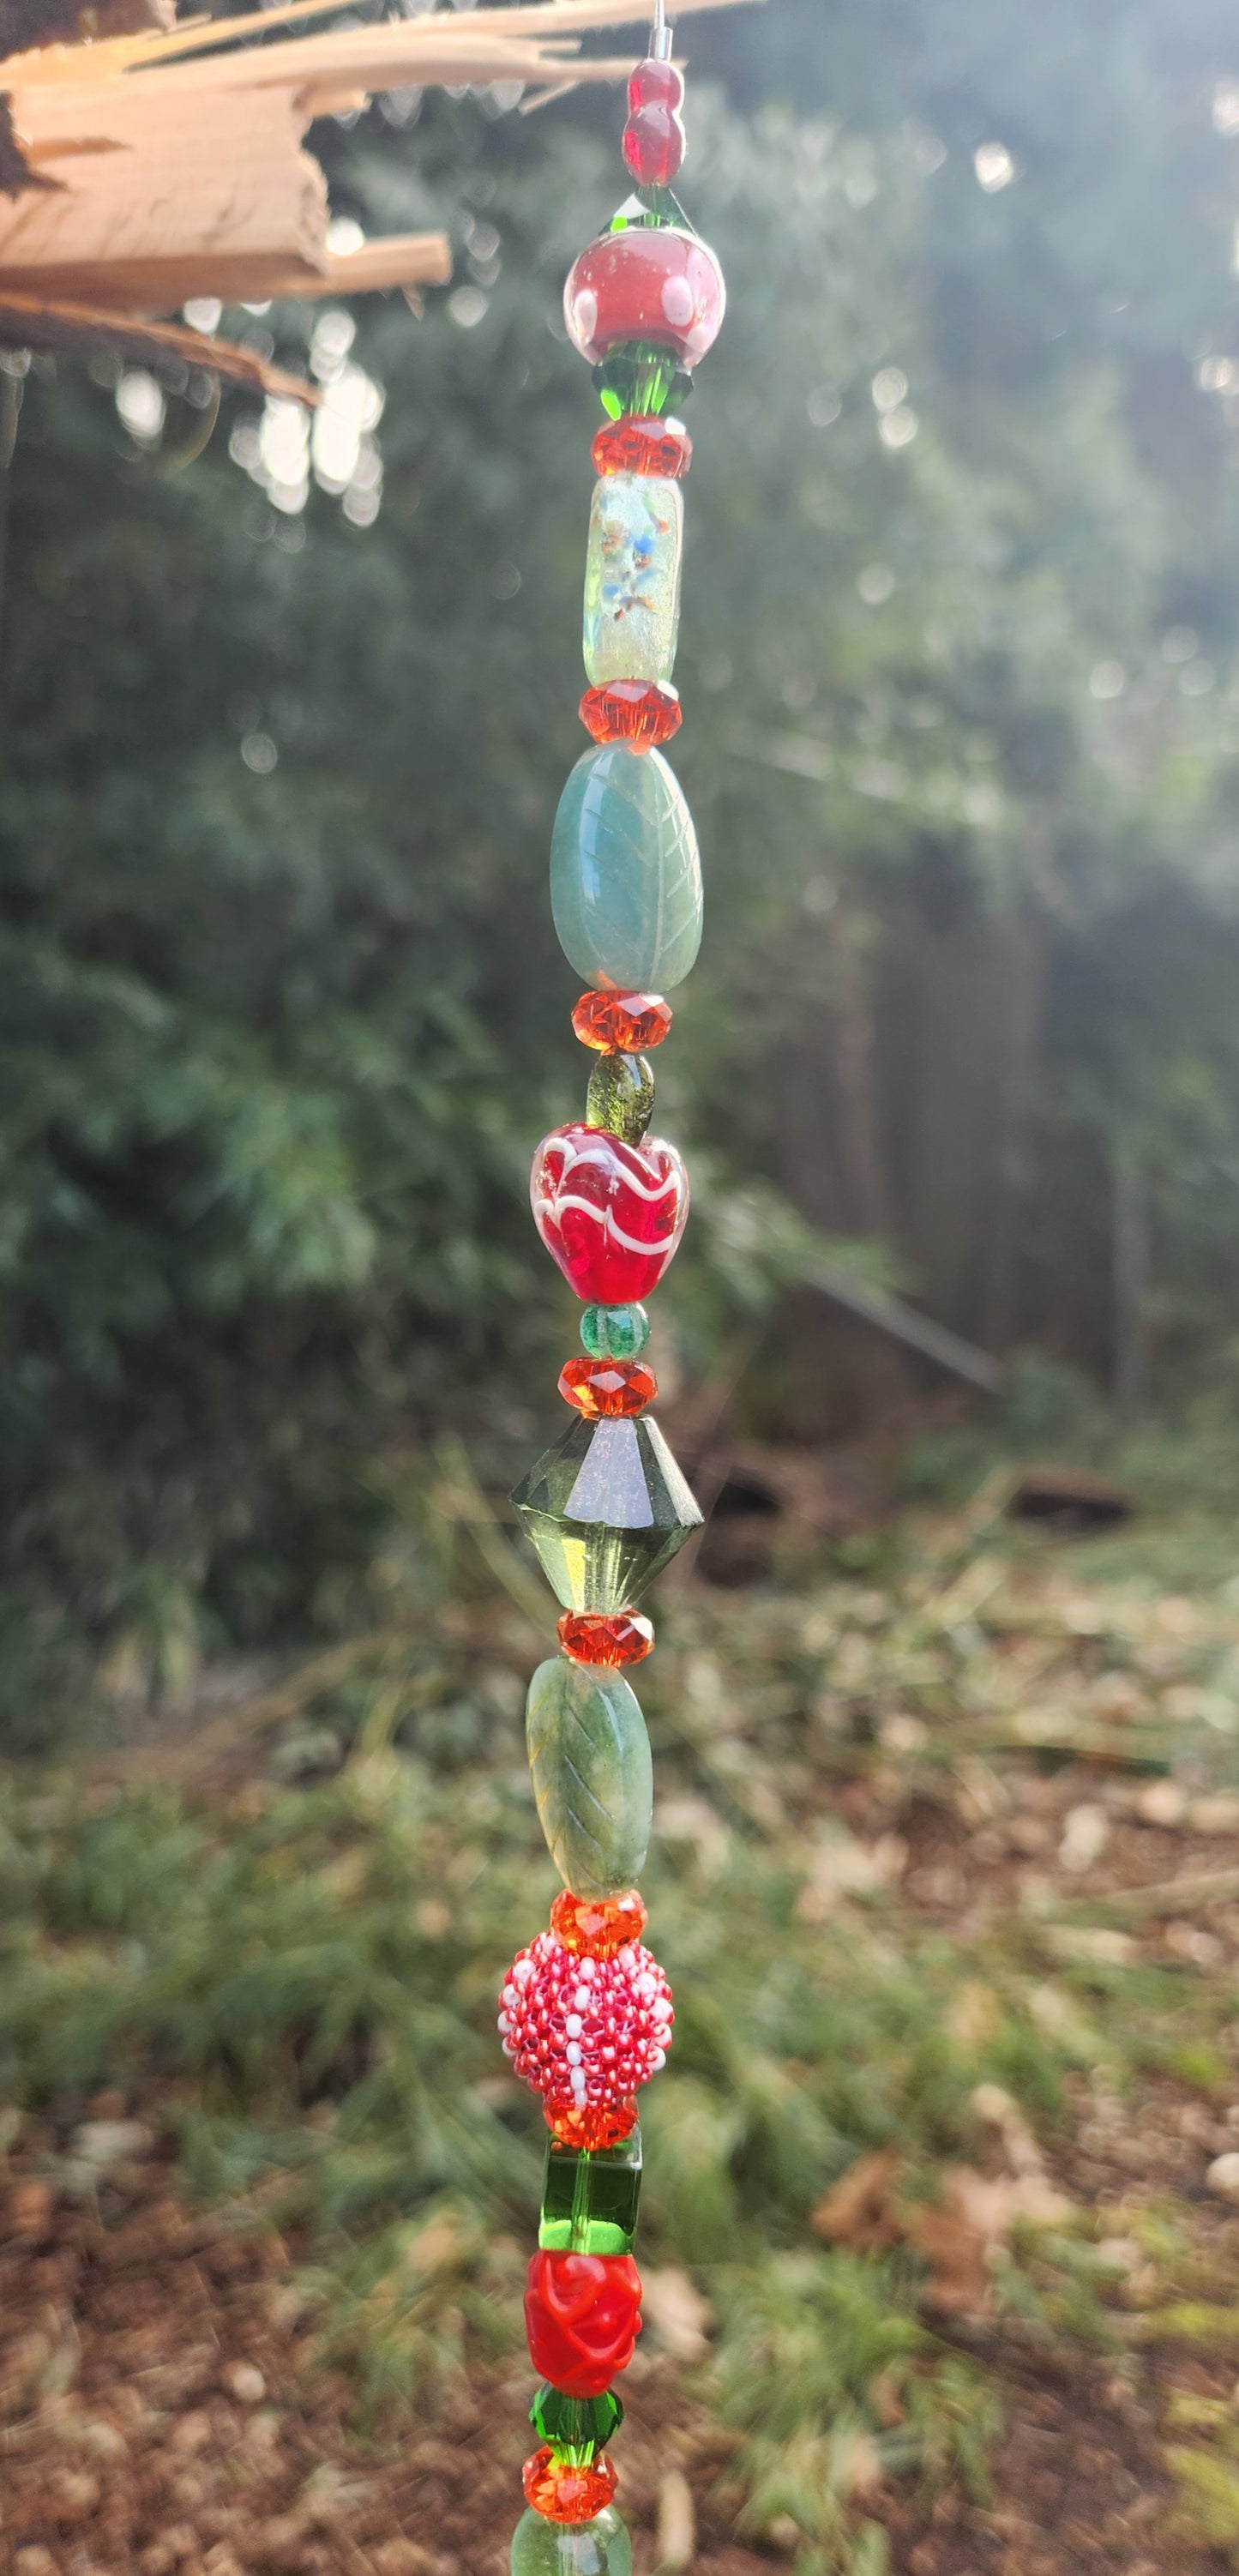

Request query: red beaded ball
[
  {"left": 572, "top": 990, "right": 673, "bottom": 1054},
  {"left": 525, "top": 2250, "right": 643, "bottom": 2398},
  {"left": 558, "top": 1357, "right": 658, "bottom": 1420},
  {"left": 592, "top": 415, "right": 693, "bottom": 480},
  {"left": 498, "top": 1929, "right": 673, "bottom": 2128},
  {"left": 580, "top": 680, "right": 683, "bottom": 750},
  {"left": 623, "top": 104, "right": 686, "bottom": 188},
  {"left": 557, "top": 1610, "right": 654, "bottom": 1667},
  {"left": 550, "top": 1886, "right": 648, "bottom": 1958},
  {"left": 523, "top": 2446, "right": 618, "bottom": 2525},
  {"left": 564, "top": 226, "right": 725, "bottom": 369}
]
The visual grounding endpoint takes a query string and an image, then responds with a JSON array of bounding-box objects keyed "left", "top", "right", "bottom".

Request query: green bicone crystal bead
[
  {"left": 580, "top": 1303, "right": 651, "bottom": 1361},
  {"left": 525, "top": 1656, "right": 653, "bottom": 1894},
  {"left": 510, "top": 1414, "right": 703, "bottom": 1613},
  {"left": 511, "top": 2509, "right": 632, "bottom": 2576},
  {"left": 539, "top": 2127, "right": 643, "bottom": 2256},
  {"left": 595, "top": 341, "right": 689, "bottom": 420},
  {"left": 530, "top": 2384, "right": 624, "bottom": 2465},
  {"left": 586, "top": 1052, "right": 654, "bottom": 1143},
  {"left": 550, "top": 746, "right": 702, "bottom": 995}
]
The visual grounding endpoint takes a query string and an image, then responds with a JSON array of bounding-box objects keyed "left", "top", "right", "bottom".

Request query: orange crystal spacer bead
[
  {"left": 580, "top": 680, "right": 683, "bottom": 751},
  {"left": 558, "top": 1610, "right": 654, "bottom": 1668},
  {"left": 592, "top": 414, "right": 693, "bottom": 479},
  {"left": 550, "top": 1887, "right": 648, "bottom": 1959},
  {"left": 558, "top": 1357, "right": 658, "bottom": 1420},
  {"left": 545, "top": 2095, "right": 640, "bottom": 2151},
  {"left": 571, "top": 990, "right": 673, "bottom": 1055},
  {"left": 522, "top": 2447, "right": 618, "bottom": 2525}
]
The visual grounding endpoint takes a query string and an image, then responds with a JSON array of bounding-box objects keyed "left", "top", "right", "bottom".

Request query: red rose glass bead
[
  {"left": 525, "top": 2251, "right": 644, "bottom": 2398},
  {"left": 580, "top": 680, "right": 683, "bottom": 750},
  {"left": 499, "top": 1928, "right": 674, "bottom": 2128},
  {"left": 557, "top": 1609, "right": 654, "bottom": 1667},
  {"left": 558, "top": 1356, "right": 658, "bottom": 1419},
  {"left": 550, "top": 1887, "right": 648, "bottom": 1956},
  {"left": 522, "top": 2447, "right": 618, "bottom": 2525},
  {"left": 572, "top": 990, "right": 673, "bottom": 1054},
  {"left": 592, "top": 416, "right": 693, "bottom": 480},
  {"left": 531, "top": 1123, "right": 688, "bottom": 1304},
  {"left": 564, "top": 227, "right": 725, "bottom": 369}
]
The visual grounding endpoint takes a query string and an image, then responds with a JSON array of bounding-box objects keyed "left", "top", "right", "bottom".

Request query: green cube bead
[
  {"left": 511, "top": 2509, "right": 632, "bottom": 2576},
  {"left": 539, "top": 2128, "right": 642, "bottom": 2256},
  {"left": 586, "top": 1053, "right": 654, "bottom": 1143},
  {"left": 530, "top": 2383, "right": 623, "bottom": 2464},
  {"left": 580, "top": 1305, "right": 650, "bottom": 1361}
]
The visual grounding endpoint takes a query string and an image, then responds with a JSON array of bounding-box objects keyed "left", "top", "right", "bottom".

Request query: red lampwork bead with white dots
[
  {"left": 563, "top": 226, "right": 725, "bottom": 370},
  {"left": 498, "top": 1928, "right": 673, "bottom": 2129}
]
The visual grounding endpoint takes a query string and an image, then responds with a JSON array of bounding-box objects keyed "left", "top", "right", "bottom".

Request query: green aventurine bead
[
  {"left": 510, "top": 1415, "right": 703, "bottom": 1613},
  {"left": 511, "top": 2509, "right": 632, "bottom": 2576},
  {"left": 550, "top": 747, "right": 702, "bottom": 995},
  {"left": 586, "top": 1053, "right": 653, "bottom": 1142},
  {"left": 530, "top": 2384, "right": 624, "bottom": 2464},
  {"left": 525, "top": 1657, "right": 653, "bottom": 1895},
  {"left": 580, "top": 1303, "right": 651, "bottom": 1361},
  {"left": 539, "top": 2127, "right": 643, "bottom": 2255}
]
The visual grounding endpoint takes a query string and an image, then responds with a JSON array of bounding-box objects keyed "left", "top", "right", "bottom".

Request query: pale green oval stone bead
[
  {"left": 583, "top": 474, "right": 683, "bottom": 686},
  {"left": 526, "top": 1657, "right": 653, "bottom": 1896},
  {"left": 511, "top": 2511, "right": 633, "bottom": 2576},
  {"left": 550, "top": 746, "right": 702, "bottom": 992}
]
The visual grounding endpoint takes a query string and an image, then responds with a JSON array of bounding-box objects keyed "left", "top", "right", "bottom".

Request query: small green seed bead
[
  {"left": 511, "top": 2508, "right": 633, "bottom": 2576},
  {"left": 580, "top": 1304, "right": 651, "bottom": 1362},
  {"left": 586, "top": 1053, "right": 654, "bottom": 1143},
  {"left": 530, "top": 2384, "right": 623, "bottom": 2464}
]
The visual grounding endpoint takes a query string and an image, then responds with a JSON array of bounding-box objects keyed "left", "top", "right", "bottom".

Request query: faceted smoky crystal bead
[
  {"left": 539, "top": 2127, "right": 643, "bottom": 2257},
  {"left": 509, "top": 1415, "right": 703, "bottom": 1613}
]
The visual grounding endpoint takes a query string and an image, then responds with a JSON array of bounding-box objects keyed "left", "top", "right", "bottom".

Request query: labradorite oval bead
[
  {"left": 581, "top": 1303, "right": 651, "bottom": 1360},
  {"left": 586, "top": 1050, "right": 654, "bottom": 1142},
  {"left": 525, "top": 1657, "right": 653, "bottom": 1896},
  {"left": 550, "top": 746, "right": 702, "bottom": 993},
  {"left": 511, "top": 2510, "right": 633, "bottom": 2576}
]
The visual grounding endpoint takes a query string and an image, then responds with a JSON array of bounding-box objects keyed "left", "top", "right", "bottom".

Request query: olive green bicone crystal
[
  {"left": 511, "top": 2509, "right": 633, "bottom": 2576},
  {"left": 525, "top": 1657, "right": 653, "bottom": 1894},
  {"left": 539, "top": 2127, "right": 643, "bottom": 2256},
  {"left": 586, "top": 1051, "right": 654, "bottom": 1142},
  {"left": 510, "top": 1414, "right": 703, "bottom": 1615}
]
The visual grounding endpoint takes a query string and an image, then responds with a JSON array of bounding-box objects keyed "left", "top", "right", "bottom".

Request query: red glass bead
[
  {"left": 548, "top": 2098, "right": 640, "bottom": 2151},
  {"left": 531, "top": 1123, "right": 688, "bottom": 1304},
  {"left": 580, "top": 680, "right": 683, "bottom": 750},
  {"left": 550, "top": 1886, "right": 648, "bottom": 1957},
  {"left": 572, "top": 990, "right": 673, "bottom": 1054},
  {"left": 557, "top": 1610, "right": 654, "bottom": 1668},
  {"left": 499, "top": 1929, "right": 673, "bottom": 2125},
  {"left": 623, "top": 105, "right": 687, "bottom": 188},
  {"left": 558, "top": 1357, "right": 658, "bottom": 1420},
  {"left": 592, "top": 415, "right": 692, "bottom": 480},
  {"left": 628, "top": 57, "right": 685, "bottom": 112},
  {"left": 523, "top": 2446, "right": 618, "bottom": 2525},
  {"left": 525, "top": 2251, "right": 643, "bottom": 2398},
  {"left": 564, "top": 227, "right": 725, "bottom": 370}
]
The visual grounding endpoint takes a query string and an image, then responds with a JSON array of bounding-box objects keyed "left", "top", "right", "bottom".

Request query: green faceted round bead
[
  {"left": 580, "top": 1304, "right": 651, "bottom": 1361},
  {"left": 530, "top": 2383, "right": 624, "bottom": 2462},
  {"left": 511, "top": 2509, "right": 632, "bottom": 2576},
  {"left": 586, "top": 1053, "right": 654, "bottom": 1144}
]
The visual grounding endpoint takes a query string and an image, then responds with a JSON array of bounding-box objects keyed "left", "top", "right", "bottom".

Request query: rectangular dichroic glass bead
[{"left": 583, "top": 475, "right": 683, "bottom": 687}]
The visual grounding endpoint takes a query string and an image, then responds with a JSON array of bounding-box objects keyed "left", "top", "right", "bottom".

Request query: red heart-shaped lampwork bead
[{"left": 531, "top": 1122, "right": 688, "bottom": 1304}]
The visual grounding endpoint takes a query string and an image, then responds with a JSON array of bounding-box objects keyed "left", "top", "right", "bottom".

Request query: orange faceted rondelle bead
[
  {"left": 547, "top": 2095, "right": 639, "bottom": 2151},
  {"left": 559, "top": 1357, "right": 658, "bottom": 1419},
  {"left": 522, "top": 2446, "right": 618, "bottom": 2525},
  {"left": 572, "top": 990, "right": 673, "bottom": 1055},
  {"left": 592, "top": 414, "right": 693, "bottom": 480},
  {"left": 580, "top": 680, "right": 683, "bottom": 752},
  {"left": 558, "top": 1610, "right": 654, "bottom": 1668},
  {"left": 551, "top": 1887, "right": 648, "bottom": 1959}
]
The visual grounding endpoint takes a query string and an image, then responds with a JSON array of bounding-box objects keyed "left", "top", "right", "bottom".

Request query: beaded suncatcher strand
[{"left": 499, "top": 15, "right": 725, "bottom": 2573}]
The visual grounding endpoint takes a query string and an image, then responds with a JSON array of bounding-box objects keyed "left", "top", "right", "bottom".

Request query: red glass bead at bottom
[
  {"left": 558, "top": 1610, "right": 654, "bottom": 1668},
  {"left": 592, "top": 414, "right": 692, "bottom": 480},
  {"left": 550, "top": 1886, "right": 648, "bottom": 1958},
  {"left": 523, "top": 2447, "right": 618, "bottom": 2525},
  {"left": 623, "top": 105, "right": 686, "bottom": 189},
  {"left": 558, "top": 1356, "right": 658, "bottom": 1420},
  {"left": 580, "top": 680, "right": 682, "bottom": 750},
  {"left": 571, "top": 990, "right": 673, "bottom": 1054},
  {"left": 546, "top": 2097, "right": 639, "bottom": 2152}
]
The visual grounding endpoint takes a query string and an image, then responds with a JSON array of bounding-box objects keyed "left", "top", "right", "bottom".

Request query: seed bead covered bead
[
  {"left": 580, "top": 1302, "right": 652, "bottom": 1360},
  {"left": 573, "top": 994, "right": 672, "bottom": 1056},
  {"left": 525, "top": 2249, "right": 644, "bottom": 2398},
  {"left": 580, "top": 681, "right": 683, "bottom": 752},
  {"left": 592, "top": 417, "right": 692, "bottom": 480},
  {"left": 558, "top": 1357, "right": 658, "bottom": 1420},
  {"left": 550, "top": 1887, "right": 647, "bottom": 1957},
  {"left": 557, "top": 1609, "right": 654, "bottom": 1667},
  {"left": 523, "top": 2447, "right": 618, "bottom": 2525},
  {"left": 500, "top": 1928, "right": 673, "bottom": 2126}
]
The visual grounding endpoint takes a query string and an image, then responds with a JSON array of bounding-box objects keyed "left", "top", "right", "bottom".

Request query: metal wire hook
[{"left": 651, "top": 0, "right": 672, "bottom": 63}]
